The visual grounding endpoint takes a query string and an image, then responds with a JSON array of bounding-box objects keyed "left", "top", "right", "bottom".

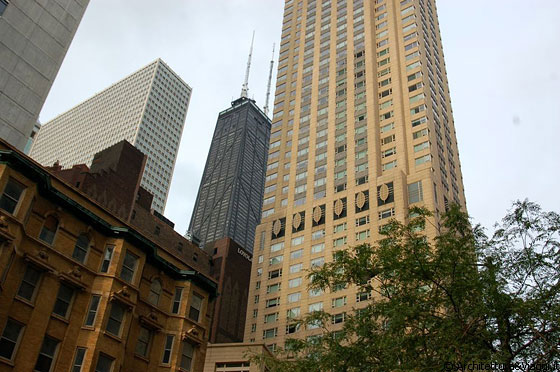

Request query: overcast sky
[{"left": 40, "top": 0, "right": 560, "bottom": 236}]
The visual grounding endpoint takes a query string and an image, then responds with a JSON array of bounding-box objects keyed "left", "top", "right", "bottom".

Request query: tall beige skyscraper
[
  {"left": 30, "top": 59, "right": 192, "bottom": 213},
  {"left": 244, "top": 0, "right": 466, "bottom": 350}
]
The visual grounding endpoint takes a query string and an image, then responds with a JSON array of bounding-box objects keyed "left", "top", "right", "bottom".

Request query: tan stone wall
[
  {"left": 244, "top": 0, "right": 467, "bottom": 350},
  {"left": 0, "top": 152, "right": 215, "bottom": 372},
  {"left": 203, "top": 343, "right": 272, "bottom": 372}
]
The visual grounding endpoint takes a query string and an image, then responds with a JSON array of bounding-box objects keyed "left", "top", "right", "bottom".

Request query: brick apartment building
[{"left": 0, "top": 139, "right": 217, "bottom": 371}]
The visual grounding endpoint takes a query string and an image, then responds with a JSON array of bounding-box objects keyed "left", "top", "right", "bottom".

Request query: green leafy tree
[{"left": 254, "top": 201, "right": 559, "bottom": 372}]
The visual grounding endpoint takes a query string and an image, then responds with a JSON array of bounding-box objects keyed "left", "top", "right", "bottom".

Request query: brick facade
[{"left": 0, "top": 139, "right": 217, "bottom": 372}]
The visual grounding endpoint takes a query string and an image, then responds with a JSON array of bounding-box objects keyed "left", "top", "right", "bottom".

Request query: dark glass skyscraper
[{"left": 188, "top": 97, "right": 271, "bottom": 252}]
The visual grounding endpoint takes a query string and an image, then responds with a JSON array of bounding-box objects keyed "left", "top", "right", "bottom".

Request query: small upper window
[
  {"left": 119, "top": 251, "right": 138, "bottom": 283},
  {"left": 180, "top": 342, "right": 194, "bottom": 371},
  {"left": 148, "top": 279, "right": 162, "bottom": 306},
  {"left": 0, "top": 178, "right": 25, "bottom": 214},
  {"left": 95, "top": 353, "right": 114, "bottom": 372},
  {"left": 134, "top": 326, "right": 152, "bottom": 357},
  {"left": 72, "top": 234, "right": 90, "bottom": 264},
  {"left": 0, "top": 318, "right": 24, "bottom": 361},
  {"left": 100, "top": 245, "right": 114, "bottom": 273},
  {"left": 39, "top": 216, "right": 58, "bottom": 245},
  {"left": 17, "top": 265, "right": 41, "bottom": 302},
  {"left": 106, "top": 302, "right": 125, "bottom": 337},
  {"left": 34, "top": 335, "right": 60, "bottom": 372},
  {"left": 188, "top": 293, "right": 204, "bottom": 322},
  {"left": 171, "top": 287, "right": 183, "bottom": 314},
  {"left": 52, "top": 283, "right": 74, "bottom": 318}
]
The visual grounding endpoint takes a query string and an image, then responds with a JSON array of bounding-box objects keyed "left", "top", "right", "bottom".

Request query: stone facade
[
  {"left": 203, "top": 343, "right": 272, "bottom": 372},
  {"left": 244, "top": 0, "right": 467, "bottom": 350},
  {"left": 0, "top": 139, "right": 217, "bottom": 371}
]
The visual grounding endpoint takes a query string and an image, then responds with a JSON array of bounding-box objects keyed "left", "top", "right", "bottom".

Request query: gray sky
[{"left": 41, "top": 0, "right": 560, "bottom": 236}]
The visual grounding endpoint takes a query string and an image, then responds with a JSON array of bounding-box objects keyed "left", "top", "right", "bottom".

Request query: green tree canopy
[{"left": 254, "top": 201, "right": 559, "bottom": 372}]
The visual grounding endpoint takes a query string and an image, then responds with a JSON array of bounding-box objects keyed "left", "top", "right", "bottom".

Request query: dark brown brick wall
[{"left": 206, "top": 238, "right": 252, "bottom": 343}]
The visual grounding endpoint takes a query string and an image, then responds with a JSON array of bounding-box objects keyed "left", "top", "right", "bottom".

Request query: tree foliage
[{"left": 254, "top": 201, "right": 560, "bottom": 372}]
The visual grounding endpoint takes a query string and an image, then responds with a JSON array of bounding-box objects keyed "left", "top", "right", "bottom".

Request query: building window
[
  {"left": 100, "top": 245, "right": 114, "bottom": 273},
  {"left": 264, "top": 312, "right": 279, "bottom": 323},
  {"left": 310, "top": 257, "right": 324, "bottom": 268},
  {"left": 269, "top": 255, "right": 283, "bottom": 265},
  {"left": 72, "top": 347, "right": 87, "bottom": 372},
  {"left": 72, "top": 234, "right": 90, "bottom": 264},
  {"left": 408, "top": 181, "right": 423, "bottom": 204},
  {"left": 180, "top": 342, "right": 194, "bottom": 371},
  {"left": 34, "top": 336, "right": 60, "bottom": 372},
  {"left": 135, "top": 326, "right": 152, "bottom": 357},
  {"left": 356, "top": 216, "right": 370, "bottom": 226},
  {"left": 291, "top": 236, "right": 304, "bottom": 246},
  {"left": 308, "top": 302, "right": 323, "bottom": 312},
  {"left": 0, "top": 319, "right": 24, "bottom": 360},
  {"left": 0, "top": 178, "right": 25, "bottom": 214},
  {"left": 161, "top": 335, "right": 174, "bottom": 364},
  {"left": 171, "top": 287, "right": 183, "bottom": 314},
  {"left": 84, "top": 295, "right": 101, "bottom": 327},
  {"left": 52, "top": 283, "right": 74, "bottom": 318},
  {"left": 268, "top": 269, "right": 282, "bottom": 279},
  {"left": 106, "top": 302, "right": 126, "bottom": 337},
  {"left": 266, "top": 298, "right": 280, "bottom": 308},
  {"left": 286, "top": 323, "right": 300, "bottom": 334},
  {"left": 288, "top": 277, "right": 302, "bottom": 288},
  {"left": 263, "top": 328, "right": 278, "bottom": 339},
  {"left": 17, "top": 265, "right": 41, "bottom": 301},
  {"left": 286, "top": 307, "right": 300, "bottom": 319},
  {"left": 356, "top": 291, "right": 371, "bottom": 302},
  {"left": 290, "top": 249, "right": 303, "bottom": 260},
  {"left": 148, "top": 279, "right": 162, "bottom": 306},
  {"left": 332, "top": 312, "right": 346, "bottom": 324},
  {"left": 39, "top": 216, "right": 58, "bottom": 245},
  {"left": 356, "top": 229, "right": 370, "bottom": 241},
  {"left": 415, "top": 154, "right": 431, "bottom": 166},
  {"left": 332, "top": 296, "right": 347, "bottom": 308},
  {"left": 189, "top": 292, "right": 204, "bottom": 322},
  {"left": 94, "top": 353, "right": 114, "bottom": 372},
  {"left": 289, "top": 263, "right": 302, "bottom": 273},
  {"left": 267, "top": 283, "right": 281, "bottom": 294},
  {"left": 270, "top": 242, "right": 284, "bottom": 252},
  {"left": 378, "top": 208, "right": 395, "bottom": 220},
  {"left": 119, "top": 251, "right": 138, "bottom": 283},
  {"left": 287, "top": 292, "right": 301, "bottom": 303}
]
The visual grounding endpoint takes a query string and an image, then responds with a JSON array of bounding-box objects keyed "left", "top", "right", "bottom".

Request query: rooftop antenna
[
  {"left": 240, "top": 31, "right": 255, "bottom": 99},
  {"left": 263, "top": 43, "right": 275, "bottom": 117}
]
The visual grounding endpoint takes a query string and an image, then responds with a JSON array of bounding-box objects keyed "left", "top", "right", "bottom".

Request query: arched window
[
  {"left": 39, "top": 215, "right": 58, "bottom": 244},
  {"left": 148, "top": 279, "right": 162, "bottom": 306},
  {"left": 72, "top": 234, "right": 90, "bottom": 263}
]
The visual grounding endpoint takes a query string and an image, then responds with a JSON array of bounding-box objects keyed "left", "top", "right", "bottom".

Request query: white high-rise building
[{"left": 30, "top": 59, "right": 191, "bottom": 213}]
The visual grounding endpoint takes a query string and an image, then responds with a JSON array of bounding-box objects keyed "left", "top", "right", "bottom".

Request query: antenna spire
[
  {"left": 240, "top": 31, "right": 255, "bottom": 98},
  {"left": 263, "top": 43, "right": 275, "bottom": 117}
]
